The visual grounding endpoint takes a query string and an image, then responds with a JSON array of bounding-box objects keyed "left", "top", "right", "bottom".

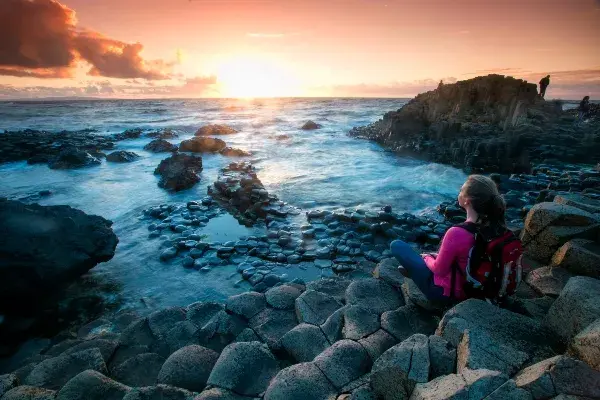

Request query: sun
[{"left": 216, "top": 55, "right": 299, "bottom": 98}]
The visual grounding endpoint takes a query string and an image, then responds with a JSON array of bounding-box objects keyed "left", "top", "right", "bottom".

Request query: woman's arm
[{"left": 423, "top": 227, "right": 467, "bottom": 276}]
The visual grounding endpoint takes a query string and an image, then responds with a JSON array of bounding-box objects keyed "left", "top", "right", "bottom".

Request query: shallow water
[{"left": 0, "top": 98, "right": 467, "bottom": 310}]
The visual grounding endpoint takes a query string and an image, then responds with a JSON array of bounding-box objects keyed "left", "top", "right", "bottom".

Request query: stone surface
[
  {"left": 180, "top": 137, "right": 227, "bottom": 153},
  {"left": 320, "top": 307, "right": 346, "bottom": 344},
  {"left": 195, "top": 124, "right": 238, "bottom": 136},
  {"left": 295, "top": 290, "right": 342, "bottom": 325},
  {"left": 428, "top": 335, "right": 457, "bottom": 379},
  {"left": 24, "top": 348, "right": 107, "bottom": 390},
  {"left": 305, "top": 279, "right": 352, "bottom": 302},
  {"left": 313, "top": 340, "right": 372, "bottom": 389},
  {"left": 345, "top": 278, "right": 404, "bottom": 314},
  {"left": 55, "top": 370, "right": 130, "bottom": 400},
  {"left": 226, "top": 292, "right": 267, "bottom": 319},
  {"left": 119, "top": 318, "right": 156, "bottom": 348},
  {"left": 186, "top": 302, "right": 225, "bottom": 329},
  {"left": 358, "top": 329, "right": 397, "bottom": 362},
  {"left": 372, "top": 258, "right": 404, "bottom": 289},
  {"left": 196, "top": 387, "right": 256, "bottom": 399},
  {"left": 569, "top": 317, "right": 600, "bottom": 370},
  {"left": 264, "top": 362, "right": 337, "bottom": 400},
  {"left": 401, "top": 279, "right": 446, "bottom": 311},
  {"left": 144, "top": 138, "right": 178, "bottom": 153},
  {"left": 281, "top": 324, "right": 330, "bottom": 362},
  {"left": 157, "top": 345, "right": 219, "bottom": 392},
  {"left": 554, "top": 193, "right": 600, "bottom": 214},
  {"left": 154, "top": 153, "right": 203, "bottom": 191},
  {"left": 514, "top": 355, "right": 600, "bottom": 399},
  {"left": 381, "top": 305, "right": 438, "bottom": 342},
  {"left": 551, "top": 239, "right": 600, "bottom": 278},
  {"left": 265, "top": 285, "right": 303, "bottom": 310},
  {"left": 0, "top": 199, "right": 118, "bottom": 305},
  {"left": 2, "top": 385, "right": 57, "bottom": 400},
  {"left": 410, "top": 373, "right": 468, "bottom": 400},
  {"left": 525, "top": 267, "right": 573, "bottom": 297},
  {"left": 483, "top": 380, "right": 532, "bottom": 400},
  {"left": 106, "top": 150, "right": 139, "bottom": 163},
  {"left": 123, "top": 384, "right": 195, "bottom": 400},
  {"left": 112, "top": 353, "right": 165, "bottom": 387},
  {"left": 249, "top": 308, "right": 298, "bottom": 350},
  {"left": 343, "top": 306, "right": 380, "bottom": 340},
  {"left": 0, "top": 374, "right": 18, "bottom": 397},
  {"left": 48, "top": 148, "right": 101, "bottom": 169},
  {"left": 148, "top": 307, "right": 187, "bottom": 338},
  {"left": 207, "top": 342, "right": 279, "bottom": 396},
  {"left": 461, "top": 369, "right": 508, "bottom": 400},
  {"left": 545, "top": 276, "right": 600, "bottom": 343},
  {"left": 301, "top": 121, "right": 322, "bottom": 130}
]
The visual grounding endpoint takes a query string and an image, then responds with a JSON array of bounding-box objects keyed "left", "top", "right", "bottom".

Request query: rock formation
[{"left": 154, "top": 153, "right": 203, "bottom": 191}]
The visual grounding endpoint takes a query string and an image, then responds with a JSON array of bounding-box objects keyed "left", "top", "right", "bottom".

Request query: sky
[{"left": 0, "top": 0, "right": 599, "bottom": 99}]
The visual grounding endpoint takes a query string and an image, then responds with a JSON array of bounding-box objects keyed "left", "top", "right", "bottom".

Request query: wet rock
[
  {"left": 313, "top": 340, "right": 372, "bottom": 389},
  {"left": 207, "top": 342, "right": 279, "bottom": 396},
  {"left": 295, "top": 290, "right": 343, "bottom": 325},
  {"left": 525, "top": 267, "right": 573, "bottom": 297},
  {"left": 320, "top": 307, "right": 346, "bottom": 344},
  {"left": 264, "top": 362, "right": 337, "bottom": 400},
  {"left": 157, "top": 345, "right": 219, "bottom": 392},
  {"left": 545, "top": 276, "right": 600, "bottom": 343},
  {"left": 154, "top": 153, "right": 203, "bottom": 192},
  {"left": 380, "top": 305, "right": 438, "bottom": 342},
  {"left": 148, "top": 307, "right": 186, "bottom": 338},
  {"left": 164, "top": 321, "right": 199, "bottom": 353},
  {"left": 24, "top": 348, "right": 107, "bottom": 390},
  {"left": 119, "top": 318, "right": 156, "bottom": 348},
  {"left": 146, "top": 129, "right": 178, "bottom": 139},
  {"left": 514, "top": 355, "right": 600, "bottom": 399},
  {"left": 48, "top": 148, "right": 101, "bottom": 169},
  {"left": 358, "top": 329, "right": 397, "bottom": 362},
  {"left": 428, "top": 335, "right": 456, "bottom": 379},
  {"left": 195, "top": 124, "right": 238, "bottom": 136},
  {"left": 226, "top": 292, "right": 267, "bottom": 319},
  {"left": 0, "top": 374, "right": 18, "bottom": 397},
  {"left": 180, "top": 137, "right": 226, "bottom": 153},
  {"left": 343, "top": 306, "right": 380, "bottom": 340},
  {"left": 56, "top": 370, "right": 130, "bottom": 400},
  {"left": 301, "top": 121, "right": 322, "bottom": 130},
  {"left": 106, "top": 150, "right": 140, "bottom": 163},
  {"left": 345, "top": 278, "right": 404, "bottom": 314},
  {"left": 61, "top": 339, "right": 118, "bottom": 363},
  {"left": 0, "top": 199, "right": 118, "bottom": 307},
  {"left": 122, "top": 384, "right": 195, "bottom": 400},
  {"left": 160, "top": 247, "right": 178, "bottom": 261},
  {"left": 112, "top": 353, "right": 165, "bottom": 387},
  {"left": 144, "top": 139, "right": 178, "bottom": 153},
  {"left": 2, "top": 385, "right": 56, "bottom": 400},
  {"left": 219, "top": 147, "right": 251, "bottom": 157},
  {"left": 569, "top": 317, "right": 600, "bottom": 370},
  {"left": 306, "top": 278, "right": 352, "bottom": 303},
  {"left": 108, "top": 345, "right": 151, "bottom": 372},
  {"left": 281, "top": 323, "right": 330, "bottom": 362},
  {"left": 248, "top": 308, "right": 298, "bottom": 350},
  {"left": 265, "top": 285, "right": 303, "bottom": 310}
]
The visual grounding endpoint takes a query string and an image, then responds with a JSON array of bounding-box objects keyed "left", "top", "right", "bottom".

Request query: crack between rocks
[
  {"left": 313, "top": 357, "right": 340, "bottom": 390},
  {"left": 471, "top": 342, "right": 529, "bottom": 374}
]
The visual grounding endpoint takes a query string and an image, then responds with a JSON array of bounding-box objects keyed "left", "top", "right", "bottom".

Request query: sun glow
[{"left": 216, "top": 55, "right": 300, "bottom": 98}]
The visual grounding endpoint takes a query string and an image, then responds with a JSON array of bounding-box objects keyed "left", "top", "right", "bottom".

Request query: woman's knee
[{"left": 390, "top": 240, "right": 409, "bottom": 255}]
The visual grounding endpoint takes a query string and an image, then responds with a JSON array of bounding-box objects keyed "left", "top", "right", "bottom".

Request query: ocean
[{"left": 0, "top": 98, "right": 467, "bottom": 310}]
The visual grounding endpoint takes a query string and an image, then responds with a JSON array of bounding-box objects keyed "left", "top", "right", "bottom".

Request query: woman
[{"left": 390, "top": 175, "right": 507, "bottom": 301}]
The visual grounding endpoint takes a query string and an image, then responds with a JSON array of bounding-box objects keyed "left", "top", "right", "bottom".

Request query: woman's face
[{"left": 458, "top": 183, "right": 469, "bottom": 209}]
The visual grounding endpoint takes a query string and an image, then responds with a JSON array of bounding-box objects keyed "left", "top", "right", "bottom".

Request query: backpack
[{"left": 452, "top": 222, "right": 524, "bottom": 301}]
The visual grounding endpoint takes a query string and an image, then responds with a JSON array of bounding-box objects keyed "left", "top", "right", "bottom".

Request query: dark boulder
[
  {"left": 195, "top": 124, "right": 238, "bottom": 136},
  {"left": 301, "top": 121, "right": 322, "bottom": 130},
  {"left": 179, "top": 137, "right": 227, "bottom": 153},
  {"left": 219, "top": 147, "right": 251, "bottom": 157},
  {"left": 144, "top": 139, "right": 178, "bottom": 153},
  {"left": 48, "top": 148, "right": 101, "bottom": 169},
  {"left": 154, "top": 154, "right": 203, "bottom": 191},
  {"left": 106, "top": 151, "right": 140, "bottom": 163},
  {"left": 146, "top": 129, "right": 178, "bottom": 139}
]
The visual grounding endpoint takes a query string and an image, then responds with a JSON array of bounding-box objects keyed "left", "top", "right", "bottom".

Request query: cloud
[
  {"left": 0, "top": 0, "right": 171, "bottom": 80},
  {"left": 247, "top": 33, "right": 287, "bottom": 38},
  {"left": 319, "top": 77, "right": 458, "bottom": 98}
]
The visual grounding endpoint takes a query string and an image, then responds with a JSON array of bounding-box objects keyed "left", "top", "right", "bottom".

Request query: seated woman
[{"left": 390, "top": 175, "right": 507, "bottom": 301}]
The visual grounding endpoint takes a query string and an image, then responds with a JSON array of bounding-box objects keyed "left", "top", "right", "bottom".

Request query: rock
[
  {"left": 2, "top": 385, "right": 56, "bottom": 400},
  {"left": 483, "top": 380, "right": 532, "bottom": 400},
  {"left": 301, "top": 121, "right": 322, "bottom": 130},
  {"left": 373, "top": 258, "right": 404, "bottom": 289},
  {"left": 164, "top": 321, "right": 200, "bottom": 353},
  {"left": 370, "top": 334, "right": 429, "bottom": 399},
  {"left": 313, "top": 340, "right": 372, "bottom": 389},
  {"left": 112, "top": 353, "right": 165, "bottom": 387},
  {"left": 545, "top": 276, "right": 600, "bottom": 343},
  {"left": 320, "top": 307, "right": 346, "bottom": 344},
  {"left": 295, "top": 290, "right": 343, "bottom": 325},
  {"left": 106, "top": 150, "right": 140, "bottom": 163},
  {"left": 343, "top": 306, "right": 380, "bottom": 340},
  {"left": 144, "top": 139, "right": 178, "bottom": 153},
  {"left": 514, "top": 355, "right": 600, "bottom": 399},
  {"left": 346, "top": 385, "right": 376, "bottom": 400},
  {"left": 122, "top": 384, "right": 195, "bottom": 400},
  {"left": 525, "top": 267, "right": 573, "bottom": 297},
  {"left": 24, "top": 348, "right": 107, "bottom": 390},
  {"left": 55, "top": 370, "right": 130, "bottom": 400},
  {"left": 281, "top": 323, "right": 330, "bottom": 362},
  {"left": 401, "top": 279, "right": 447, "bottom": 311},
  {"left": 48, "top": 148, "right": 101, "bottom": 169},
  {"left": 195, "top": 124, "right": 238, "bottom": 136},
  {"left": 306, "top": 279, "right": 352, "bottom": 303},
  {"left": 180, "top": 137, "right": 226, "bottom": 153},
  {"left": 554, "top": 193, "right": 600, "bottom": 214},
  {"left": 428, "top": 335, "right": 456, "bottom": 379},
  {"left": 358, "top": 329, "right": 397, "bottom": 362},
  {"left": 148, "top": 307, "right": 187, "bottom": 338},
  {"left": 0, "top": 199, "right": 118, "bottom": 307},
  {"left": 345, "top": 278, "right": 404, "bottom": 314},
  {"left": 461, "top": 369, "right": 508, "bottom": 400},
  {"left": 0, "top": 374, "right": 18, "bottom": 397},
  {"left": 157, "top": 345, "right": 219, "bottom": 392},
  {"left": 119, "top": 318, "right": 156, "bottom": 348},
  {"left": 265, "top": 285, "right": 303, "bottom": 310},
  {"left": 248, "top": 308, "right": 297, "bottom": 350},
  {"left": 219, "top": 147, "right": 251, "bottom": 157},
  {"left": 160, "top": 247, "right": 178, "bottom": 261},
  {"left": 550, "top": 239, "right": 600, "bottom": 278},
  {"left": 195, "top": 387, "right": 255, "bottom": 399},
  {"left": 61, "top": 339, "right": 119, "bottom": 363},
  {"left": 226, "top": 292, "right": 267, "bottom": 319},
  {"left": 197, "top": 311, "right": 247, "bottom": 352},
  {"left": 511, "top": 296, "right": 555, "bottom": 321},
  {"left": 207, "top": 342, "right": 279, "bottom": 396},
  {"left": 381, "top": 305, "right": 438, "bottom": 342},
  {"left": 186, "top": 302, "right": 225, "bottom": 329},
  {"left": 154, "top": 153, "right": 203, "bottom": 191},
  {"left": 569, "top": 317, "right": 600, "bottom": 370},
  {"left": 264, "top": 362, "right": 337, "bottom": 400},
  {"left": 146, "top": 129, "right": 178, "bottom": 139}
]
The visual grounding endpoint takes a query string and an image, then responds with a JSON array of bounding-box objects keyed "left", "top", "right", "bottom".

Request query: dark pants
[
  {"left": 390, "top": 240, "right": 446, "bottom": 301},
  {"left": 540, "top": 86, "right": 547, "bottom": 98}
]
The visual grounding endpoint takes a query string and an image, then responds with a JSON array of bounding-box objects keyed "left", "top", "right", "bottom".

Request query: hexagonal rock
[
  {"left": 345, "top": 278, "right": 404, "bottom": 315},
  {"left": 514, "top": 355, "right": 600, "bottom": 399},
  {"left": 186, "top": 302, "right": 225, "bottom": 329},
  {"left": 281, "top": 324, "right": 331, "bottom": 362},
  {"left": 25, "top": 348, "right": 107, "bottom": 390},
  {"left": 56, "top": 370, "right": 130, "bottom": 400},
  {"left": 122, "top": 384, "right": 195, "bottom": 400},
  {"left": 358, "top": 329, "right": 397, "bottom": 362},
  {"left": 296, "top": 290, "right": 343, "bottom": 326},
  {"left": 372, "top": 258, "right": 404, "bottom": 289},
  {"left": 410, "top": 373, "right": 468, "bottom": 400},
  {"left": 61, "top": 339, "right": 118, "bottom": 363},
  {"left": 551, "top": 239, "right": 600, "bottom": 278},
  {"left": 2, "top": 386, "right": 56, "bottom": 400},
  {"left": 461, "top": 369, "right": 508, "bottom": 400},
  {"left": 112, "top": 353, "right": 165, "bottom": 387},
  {"left": 343, "top": 306, "right": 380, "bottom": 340},
  {"left": 321, "top": 306, "right": 347, "bottom": 344},
  {"left": 163, "top": 321, "right": 200, "bottom": 353},
  {"left": 0, "top": 374, "right": 18, "bottom": 397},
  {"left": 306, "top": 278, "right": 353, "bottom": 302},
  {"left": 553, "top": 193, "right": 600, "bottom": 214},
  {"left": 264, "top": 362, "right": 337, "bottom": 400},
  {"left": 525, "top": 267, "right": 573, "bottom": 297},
  {"left": 457, "top": 329, "right": 529, "bottom": 376},
  {"left": 570, "top": 317, "right": 600, "bottom": 370},
  {"left": 157, "top": 345, "right": 219, "bottom": 392},
  {"left": 234, "top": 328, "right": 262, "bottom": 343},
  {"left": 265, "top": 285, "right": 303, "bottom": 310},
  {"left": 401, "top": 279, "right": 446, "bottom": 312},
  {"left": 226, "top": 292, "right": 267, "bottom": 319},
  {"left": 196, "top": 387, "right": 257, "bottom": 399},
  {"left": 370, "top": 334, "right": 430, "bottom": 400},
  {"left": 119, "top": 318, "right": 156, "bottom": 347},
  {"left": 313, "top": 340, "right": 372, "bottom": 389},
  {"left": 483, "top": 379, "right": 532, "bottom": 400},
  {"left": 249, "top": 308, "right": 298, "bottom": 350},
  {"left": 428, "top": 335, "right": 456, "bottom": 379},
  {"left": 380, "top": 304, "right": 438, "bottom": 342},
  {"left": 207, "top": 342, "right": 279, "bottom": 396},
  {"left": 148, "top": 307, "right": 187, "bottom": 338},
  {"left": 545, "top": 276, "right": 600, "bottom": 343}
]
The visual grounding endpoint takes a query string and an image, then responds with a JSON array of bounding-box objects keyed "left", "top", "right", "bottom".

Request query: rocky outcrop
[
  {"left": 349, "top": 75, "right": 600, "bottom": 173},
  {"left": 301, "top": 121, "right": 322, "bottom": 130},
  {"left": 49, "top": 148, "right": 102, "bottom": 169},
  {"left": 219, "top": 147, "right": 251, "bottom": 157},
  {"left": 0, "top": 199, "right": 118, "bottom": 307},
  {"left": 144, "top": 139, "right": 178, "bottom": 153},
  {"left": 154, "top": 153, "right": 203, "bottom": 191},
  {"left": 195, "top": 124, "right": 238, "bottom": 136},
  {"left": 105, "top": 151, "right": 140, "bottom": 163},
  {"left": 179, "top": 137, "right": 227, "bottom": 153},
  {"left": 146, "top": 129, "right": 178, "bottom": 139}
]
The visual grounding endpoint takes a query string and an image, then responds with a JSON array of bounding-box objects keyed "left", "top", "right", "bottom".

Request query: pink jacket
[{"left": 423, "top": 227, "right": 475, "bottom": 299}]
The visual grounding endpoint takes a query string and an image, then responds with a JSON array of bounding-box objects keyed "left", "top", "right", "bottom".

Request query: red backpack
[{"left": 453, "top": 223, "right": 524, "bottom": 301}]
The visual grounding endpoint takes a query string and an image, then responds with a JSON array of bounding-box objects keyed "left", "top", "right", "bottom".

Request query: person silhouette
[{"left": 539, "top": 75, "right": 550, "bottom": 99}]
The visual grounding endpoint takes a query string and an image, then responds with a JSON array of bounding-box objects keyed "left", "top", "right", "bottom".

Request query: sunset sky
[{"left": 0, "top": 0, "right": 599, "bottom": 99}]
